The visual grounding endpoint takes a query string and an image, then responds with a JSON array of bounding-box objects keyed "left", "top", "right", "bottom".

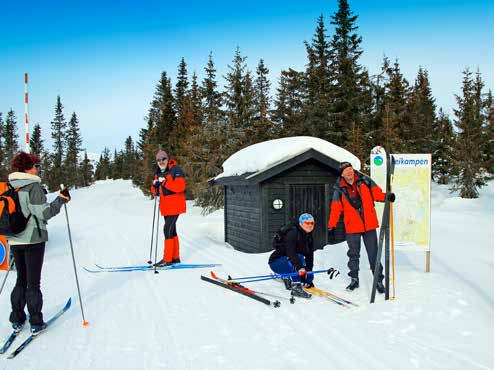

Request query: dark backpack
[
  {"left": 0, "top": 182, "right": 30, "bottom": 236},
  {"left": 272, "top": 219, "right": 298, "bottom": 250}
]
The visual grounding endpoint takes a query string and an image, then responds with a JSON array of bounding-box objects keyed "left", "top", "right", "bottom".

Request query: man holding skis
[
  {"left": 268, "top": 213, "right": 315, "bottom": 299},
  {"left": 327, "top": 162, "right": 395, "bottom": 292}
]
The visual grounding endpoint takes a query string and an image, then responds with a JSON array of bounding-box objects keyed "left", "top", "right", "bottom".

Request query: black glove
[
  {"left": 387, "top": 193, "right": 396, "bottom": 203},
  {"left": 59, "top": 187, "right": 71, "bottom": 202},
  {"left": 153, "top": 180, "right": 162, "bottom": 189},
  {"left": 327, "top": 267, "right": 340, "bottom": 279}
]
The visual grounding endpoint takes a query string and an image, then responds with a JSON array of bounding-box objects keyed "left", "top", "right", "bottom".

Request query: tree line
[
  {"left": 0, "top": 95, "right": 93, "bottom": 191},
  {"left": 2, "top": 0, "right": 492, "bottom": 203}
]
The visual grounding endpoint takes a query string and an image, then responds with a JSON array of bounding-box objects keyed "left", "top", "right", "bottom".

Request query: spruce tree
[
  {"left": 304, "top": 15, "right": 332, "bottom": 140},
  {"left": 450, "top": 69, "right": 490, "bottom": 198},
  {"left": 111, "top": 149, "right": 123, "bottom": 179},
  {"left": 224, "top": 47, "right": 255, "bottom": 155},
  {"left": 80, "top": 151, "right": 94, "bottom": 186},
  {"left": 408, "top": 67, "right": 436, "bottom": 153},
  {"left": 194, "top": 52, "right": 226, "bottom": 213},
  {"left": 482, "top": 90, "right": 493, "bottom": 176},
  {"left": 137, "top": 71, "right": 177, "bottom": 195},
  {"left": 121, "top": 136, "right": 137, "bottom": 180},
  {"left": 250, "top": 59, "right": 273, "bottom": 142},
  {"left": 48, "top": 96, "right": 67, "bottom": 191},
  {"left": 95, "top": 148, "right": 112, "bottom": 180},
  {"left": 30, "top": 123, "right": 44, "bottom": 157},
  {"left": 329, "top": 0, "right": 370, "bottom": 153},
  {"left": 377, "top": 58, "right": 410, "bottom": 152},
  {"left": 3, "top": 109, "right": 20, "bottom": 168},
  {"left": 272, "top": 69, "right": 306, "bottom": 137},
  {"left": 432, "top": 109, "right": 454, "bottom": 184},
  {"left": 174, "top": 58, "right": 190, "bottom": 154},
  {"left": 65, "top": 112, "right": 83, "bottom": 188}
]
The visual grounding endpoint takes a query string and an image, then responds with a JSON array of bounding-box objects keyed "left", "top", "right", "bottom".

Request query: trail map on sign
[{"left": 371, "top": 149, "right": 431, "bottom": 251}]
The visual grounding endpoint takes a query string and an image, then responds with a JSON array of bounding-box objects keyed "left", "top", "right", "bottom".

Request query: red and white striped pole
[{"left": 24, "top": 73, "right": 31, "bottom": 153}]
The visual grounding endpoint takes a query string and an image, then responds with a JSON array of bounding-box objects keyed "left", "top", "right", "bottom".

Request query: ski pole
[
  {"left": 390, "top": 195, "right": 396, "bottom": 299},
  {"left": 0, "top": 259, "right": 14, "bottom": 297},
  {"left": 61, "top": 185, "right": 89, "bottom": 327},
  {"left": 229, "top": 269, "right": 336, "bottom": 284},
  {"left": 153, "top": 191, "right": 161, "bottom": 274},
  {"left": 147, "top": 195, "right": 158, "bottom": 264}
]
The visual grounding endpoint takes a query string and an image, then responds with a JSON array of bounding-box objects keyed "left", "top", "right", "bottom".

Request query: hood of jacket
[{"left": 8, "top": 172, "right": 42, "bottom": 188}]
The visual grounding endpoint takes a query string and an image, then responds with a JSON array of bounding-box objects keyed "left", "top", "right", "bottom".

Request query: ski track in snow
[{"left": 0, "top": 179, "right": 493, "bottom": 370}]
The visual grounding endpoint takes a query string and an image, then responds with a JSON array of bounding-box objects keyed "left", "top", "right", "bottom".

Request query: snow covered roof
[{"left": 215, "top": 136, "right": 361, "bottom": 180}]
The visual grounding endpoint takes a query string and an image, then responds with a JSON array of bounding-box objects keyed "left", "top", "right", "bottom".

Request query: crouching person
[{"left": 268, "top": 213, "right": 315, "bottom": 299}]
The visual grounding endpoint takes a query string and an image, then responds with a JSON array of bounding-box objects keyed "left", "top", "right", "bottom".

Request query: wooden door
[{"left": 289, "top": 184, "right": 326, "bottom": 249}]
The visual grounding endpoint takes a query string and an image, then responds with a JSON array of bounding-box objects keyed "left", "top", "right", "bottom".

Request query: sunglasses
[
  {"left": 156, "top": 157, "right": 168, "bottom": 162},
  {"left": 34, "top": 164, "right": 42, "bottom": 170},
  {"left": 303, "top": 221, "right": 314, "bottom": 226}
]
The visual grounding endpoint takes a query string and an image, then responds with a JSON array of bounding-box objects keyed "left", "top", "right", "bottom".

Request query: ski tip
[
  {"left": 66, "top": 297, "right": 72, "bottom": 309},
  {"left": 210, "top": 271, "right": 218, "bottom": 279}
]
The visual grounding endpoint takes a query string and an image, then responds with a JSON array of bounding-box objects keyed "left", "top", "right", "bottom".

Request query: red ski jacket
[
  {"left": 150, "top": 159, "right": 186, "bottom": 216},
  {"left": 327, "top": 172, "right": 386, "bottom": 234}
]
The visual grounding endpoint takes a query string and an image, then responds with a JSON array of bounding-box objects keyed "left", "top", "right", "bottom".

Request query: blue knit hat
[{"left": 299, "top": 213, "right": 314, "bottom": 225}]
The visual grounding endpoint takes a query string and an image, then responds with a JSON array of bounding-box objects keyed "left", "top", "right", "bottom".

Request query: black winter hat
[{"left": 339, "top": 161, "right": 353, "bottom": 174}]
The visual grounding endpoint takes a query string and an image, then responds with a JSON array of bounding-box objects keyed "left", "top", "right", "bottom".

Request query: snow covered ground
[{"left": 1, "top": 179, "right": 493, "bottom": 370}]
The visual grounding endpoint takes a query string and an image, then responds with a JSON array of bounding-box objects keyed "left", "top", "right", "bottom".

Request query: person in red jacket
[
  {"left": 327, "top": 162, "right": 395, "bottom": 292},
  {"left": 150, "top": 150, "right": 186, "bottom": 267}
]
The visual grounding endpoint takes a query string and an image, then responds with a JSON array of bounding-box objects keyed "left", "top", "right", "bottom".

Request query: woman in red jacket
[
  {"left": 327, "top": 162, "right": 395, "bottom": 292},
  {"left": 151, "top": 150, "right": 186, "bottom": 267}
]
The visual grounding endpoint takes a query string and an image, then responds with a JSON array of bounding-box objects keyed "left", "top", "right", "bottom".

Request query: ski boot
[
  {"left": 171, "top": 258, "right": 181, "bottom": 264},
  {"left": 282, "top": 278, "right": 292, "bottom": 290},
  {"left": 346, "top": 278, "right": 359, "bottom": 291},
  {"left": 11, "top": 322, "right": 24, "bottom": 333},
  {"left": 31, "top": 322, "right": 47, "bottom": 336},
  {"left": 290, "top": 283, "right": 312, "bottom": 299},
  {"left": 376, "top": 280, "right": 385, "bottom": 294},
  {"left": 153, "top": 259, "right": 174, "bottom": 267}
]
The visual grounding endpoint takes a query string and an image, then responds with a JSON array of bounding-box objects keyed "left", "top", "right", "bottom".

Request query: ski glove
[
  {"left": 153, "top": 179, "right": 162, "bottom": 189},
  {"left": 327, "top": 267, "right": 340, "bottom": 279},
  {"left": 298, "top": 268, "right": 307, "bottom": 276},
  {"left": 387, "top": 193, "right": 396, "bottom": 203},
  {"left": 59, "top": 187, "right": 71, "bottom": 202}
]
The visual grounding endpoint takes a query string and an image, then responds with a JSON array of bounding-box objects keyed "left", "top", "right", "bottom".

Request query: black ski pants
[
  {"left": 346, "top": 230, "right": 384, "bottom": 281},
  {"left": 163, "top": 215, "right": 179, "bottom": 239},
  {"left": 10, "top": 242, "right": 45, "bottom": 326}
]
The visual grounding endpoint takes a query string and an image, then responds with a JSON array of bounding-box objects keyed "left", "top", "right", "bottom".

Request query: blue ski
[
  {"left": 94, "top": 263, "right": 220, "bottom": 270},
  {"left": 84, "top": 263, "right": 221, "bottom": 273},
  {"left": 7, "top": 298, "right": 71, "bottom": 359},
  {"left": 0, "top": 330, "right": 21, "bottom": 355}
]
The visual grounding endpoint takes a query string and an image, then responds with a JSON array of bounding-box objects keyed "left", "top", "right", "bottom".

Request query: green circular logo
[{"left": 374, "top": 156, "right": 384, "bottom": 166}]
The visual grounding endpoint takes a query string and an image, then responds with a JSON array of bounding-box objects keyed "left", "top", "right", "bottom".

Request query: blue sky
[{"left": 1, "top": 0, "right": 492, "bottom": 154}]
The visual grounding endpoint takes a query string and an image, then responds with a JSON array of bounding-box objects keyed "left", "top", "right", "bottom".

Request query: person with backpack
[
  {"left": 5, "top": 152, "right": 70, "bottom": 335},
  {"left": 327, "top": 161, "right": 395, "bottom": 292},
  {"left": 268, "top": 213, "right": 315, "bottom": 299},
  {"left": 150, "top": 150, "right": 186, "bottom": 267}
]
